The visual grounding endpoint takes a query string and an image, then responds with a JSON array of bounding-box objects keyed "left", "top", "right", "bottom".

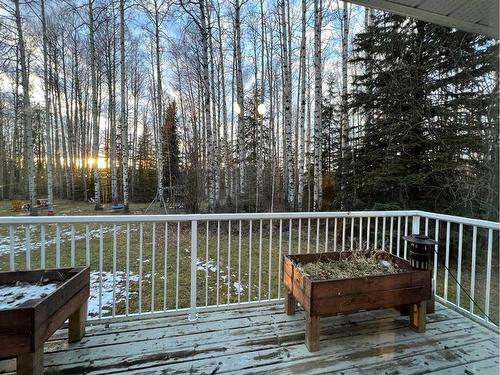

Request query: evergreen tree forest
[{"left": 0, "top": 0, "right": 497, "bottom": 219}]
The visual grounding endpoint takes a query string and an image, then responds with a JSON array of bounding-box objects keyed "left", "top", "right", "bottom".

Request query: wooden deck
[{"left": 1, "top": 303, "right": 498, "bottom": 374}]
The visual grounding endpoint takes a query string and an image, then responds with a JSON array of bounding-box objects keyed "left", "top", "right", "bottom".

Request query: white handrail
[{"left": 0, "top": 209, "right": 497, "bottom": 330}]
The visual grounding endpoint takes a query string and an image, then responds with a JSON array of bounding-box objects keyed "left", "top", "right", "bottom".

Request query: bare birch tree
[
  {"left": 88, "top": 0, "right": 102, "bottom": 210},
  {"left": 14, "top": 0, "right": 37, "bottom": 215}
]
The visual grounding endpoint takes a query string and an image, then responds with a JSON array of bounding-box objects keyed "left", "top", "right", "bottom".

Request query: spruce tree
[{"left": 347, "top": 12, "right": 498, "bottom": 218}]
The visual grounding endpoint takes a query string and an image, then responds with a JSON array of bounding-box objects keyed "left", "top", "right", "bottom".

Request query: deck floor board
[{"left": 0, "top": 303, "right": 498, "bottom": 374}]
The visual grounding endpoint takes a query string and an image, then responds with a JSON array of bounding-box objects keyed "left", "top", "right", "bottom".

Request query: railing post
[
  {"left": 414, "top": 214, "right": 435, "bottom": 313},
  {"left": 412, "top": 215, "right": 420, "bottom": 235},
  {"left": 189, "top": 220, "right": 199, "bottom": 322}
]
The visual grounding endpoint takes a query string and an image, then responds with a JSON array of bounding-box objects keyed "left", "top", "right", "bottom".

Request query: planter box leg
[
  {"left": 17, "top": 347, "right": 43, "bottom": 375},
  {"left": 305, "top": 312, "right": 320, "bottom": 352},
  {"left": 69, "top": 301, "right": 87, "bottom": 342},
  {"left": 409, "top": 301, "right": 426, "bottom": 333},
  {"left": 285, "top": 292, "right": 296, "bottom": 315}
]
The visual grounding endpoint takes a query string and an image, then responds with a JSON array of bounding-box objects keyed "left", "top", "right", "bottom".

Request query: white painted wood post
[
  {"left": 189, "top": 220, "right": 199, "bottom": 322},
  {"left": 412, "top": 215, "right": 420, "bottom": 235}
]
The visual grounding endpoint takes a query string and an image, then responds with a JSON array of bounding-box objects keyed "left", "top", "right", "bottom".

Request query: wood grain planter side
[
  {"left": 0, "top": 267, "right": 90, "bottom": 374},
  {"left": 283, "top": 252, "right": 431, "bottom": 352}
]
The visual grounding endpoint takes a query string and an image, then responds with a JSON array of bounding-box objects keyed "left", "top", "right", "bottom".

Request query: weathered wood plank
[
  {"left": 346, "top": 338, "right": 498, "bottom": 375},
  {"left": 105, "top": 324, "right": 495, "bottom": 375},
  {"left": 42, "top": 311, "right": 469, "bottom": 373},
  {"left": 1, "top": 302, "right": 495, "bottom": 375},
  {"left": 427, "top": 355, "right": 499, "bottom": 374}
]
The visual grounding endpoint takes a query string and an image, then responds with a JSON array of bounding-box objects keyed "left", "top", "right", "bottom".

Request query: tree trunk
[
  {"left": 297, "top": 0, "right": 307, "bottom": 211},
  {"left": 40, "top": 0, "right": 54, "bottom": 215},
  {"left": 216, "top": 2, "right": 230, "bottom": 204},
  {"left": 312, "top": 0, "right": 323, "bottom": 211},
  {"left": 120, "top": 0, "right": 129, "bottom": 211},
  {"left": 154, "top": 4, "right": 164, "bottom": 207},
  {"left": 234, "top": 0, "right": 245, "bottom": 198},
  {"left": 88, "top": 0, "right": 102, "bottom": 210},
  {"left": 340, "top": 1, "right": 349, "bottom": 209},
  {"left": 280, "top": 0, "right": 294, "bottom": 208},
  {"left": 15, "top": 0, "right": 37, "bottom": 215}
]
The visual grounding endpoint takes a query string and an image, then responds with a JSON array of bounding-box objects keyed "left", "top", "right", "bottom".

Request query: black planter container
[{"left": 402, "top": 234, "right": 438, "bottom": 270}]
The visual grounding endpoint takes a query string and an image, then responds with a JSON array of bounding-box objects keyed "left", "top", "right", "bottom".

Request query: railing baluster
[
  {"left": 456, "top": 223, "right": 463, "bottom": 307},
  {"left": 277, "top": 219, "right": 283, "bottom": 298},
  {"left": 227, "top": 221, "right": 232, "bottom": 305},
  {"left": 268, "top": 220, "right": 273, "bottom": 299},
  {"left": 216, "top": 221, "right": 220, "bottom": 306},
  {"left": 258, "top": 219, "right": 263, "bottom": 301},
  {"left": 470, "top": 226, "right": 477, "bottom": 313},
  {"left": 333, "top": 218, "right": 338, "bottom": 252},
  {"left": 403, "top": 216, "right": 409, "bottom": 258},
  {"left": 366, "top": 217, "right": 370, "bottom": 250},
  {"left": 298, "top": 218, "right": 302, "bottom": 254},
  {"left": 56, "top": 224, "right": 60, "bottom": 268},
  {"left": 40, "top": 225, "right": 45, "bottom": 269},
  {"left": 315, "top": 218, "right": 320, "bottom": 253},
  {"left": 389, "top": 217, "right": 394, "bottom": 254},
  {"left": 163, "top": 222, "right": 168, "bottom": 311},
  {"left": 99, "top": 224, "right": 103, "bottom": 319},
  {"left": 189, "top": 220, "right": 198, "bottom": 321},
  {"left": 288, "top": 219, "right": 292, "bottom": 255},
  {"left": 85, "top": 224, "right": 90, "bottom": 267},
  {"left": 342, "top": 217, "right": 346, "bottom": 252},
  {"left": 382, "top": 217, "right": 386, "bottom": 250},
  {"left": 307, "top": 218, "right": 311, "bottom": 254},
  {"left": 324, "top": 218, "right": 329, "bottom": 253},
  {"left": 350, "top": 217, "right": 354, "bottom": 251},
  {"left": 359, "top": 217, "right": 362, "bottom": 250},
  {"left": 396, "top": 217, "right": 401, "bottom": 257},
  {"left": 433, "top": 220, "right": 439, "bottom": 298},
  {"left": 175, "top": 222, "right": 180, "bottom": 310},
  {"left": 205, "top": 221, "right": 209, "bottom": 307},
  {"left": 9, "top": 225, "right": 15, "bottom": 271},
  {"left": 425, "top": 218, "right": 429, "bottom": 235},
  {"left": 112, "top": 224, "right": 117, "bottom": 317},
  {"left": 25, "top": 225, "right": 31, "bottom": 270},
  {"left": 71, "top": 225, "right": 75, "bottom": 267},
  {"left": 139, "top": 223, "right": 143, "bottom": 314},
  {"left": 151, "top": 222, "right": 156, "bottom": 313},
  {"left": 485, "top": 228, "right": 493, "bottom": 321},
  {"left": 444, "top": 221, "right": 450, "bottom": 300},
  {"left": 126, "top": 223, "right": 130, "bottom": 316},
  {"left": 374, "top": 217, "right": 378, "bottom": 249},
  {"left": 238, "top": 220, "right": 242, "bottom": 304},
  {"left": 248, "top": 220, "right": 253, "bottom": 302}
]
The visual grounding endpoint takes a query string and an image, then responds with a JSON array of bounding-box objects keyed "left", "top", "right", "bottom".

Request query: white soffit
[{"left": 346, "top": 0, "right": 499, "bottom": 39}]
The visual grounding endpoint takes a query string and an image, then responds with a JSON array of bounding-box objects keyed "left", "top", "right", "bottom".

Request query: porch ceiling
[{"left": 347, "top": 0, "right": 499, "bottom": 39}]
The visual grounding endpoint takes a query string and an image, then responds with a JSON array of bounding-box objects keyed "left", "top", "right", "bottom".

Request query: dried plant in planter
[{"left": 296, "top": 250, "right": 401, "bottom": 280}]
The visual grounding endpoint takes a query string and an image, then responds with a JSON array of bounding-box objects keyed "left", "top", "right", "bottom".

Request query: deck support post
[
  {"left": 409, "top": 301, "right": 426, "bottom": 333},
  {"left": 305, "top": 311, "right": 320, "bottom": 352},
  {"left": 285, "top": 291, "right": 296, "bottom": 315},
  {"left": 188, "top": 220, "right": 198, "bottom": 322},
  {"left": 17, "top": 347, "right": 43, "bottom": 375},
  {"left": 68, "top": 301, "right": 87, "bottom": 342}
]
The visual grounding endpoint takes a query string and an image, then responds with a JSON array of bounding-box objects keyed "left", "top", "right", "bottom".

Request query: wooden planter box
[
  {"left": 283, "top": 252, "right": 431, "bottom": 352},
  {"left": 0, "top": 267, "right": 90, "bottom": 374}
]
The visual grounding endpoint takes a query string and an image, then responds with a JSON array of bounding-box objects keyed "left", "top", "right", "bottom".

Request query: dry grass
[{"left": 297, "top": 250, "right": 402, "bottom": 280}]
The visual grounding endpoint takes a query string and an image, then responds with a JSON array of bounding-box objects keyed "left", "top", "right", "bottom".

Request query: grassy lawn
[{"left": 0, "top": 199, "right": 497, "bottom": 326}]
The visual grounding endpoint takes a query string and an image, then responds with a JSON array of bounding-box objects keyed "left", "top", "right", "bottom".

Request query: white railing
[{"left": 0, "top": 210, "right": 498, "bottom": 330}]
